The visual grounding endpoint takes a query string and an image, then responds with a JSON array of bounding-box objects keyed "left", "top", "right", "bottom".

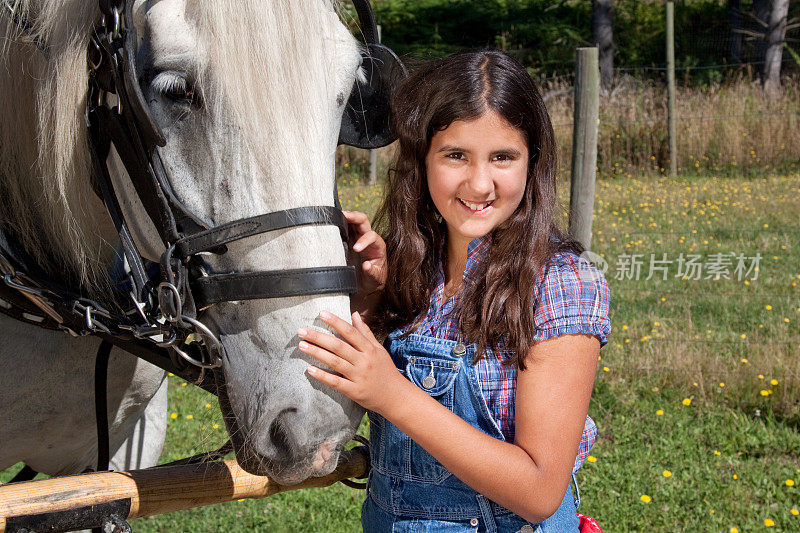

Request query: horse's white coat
[{"left": 1, "top": 0, "right": 365, "bottom": 485}]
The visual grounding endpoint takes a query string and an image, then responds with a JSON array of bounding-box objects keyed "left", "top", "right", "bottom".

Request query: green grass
[{"left": 3, "top": 169, "right": 799, "bottom": 531}]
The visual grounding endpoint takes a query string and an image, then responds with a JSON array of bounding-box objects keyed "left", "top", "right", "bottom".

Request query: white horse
[{"left": 0, "top": 0, "right": 372, "bottom": 486}]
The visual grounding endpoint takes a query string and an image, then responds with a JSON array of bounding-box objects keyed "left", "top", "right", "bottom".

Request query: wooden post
[
  {"left": 0, "top": 448, "right": 368, "bottom": 532},
  {"left": 368, "top": 24, "right": 382, "bottom": 185},
  {"left": 666, "top": 0, "right": 677, "bottom": 177},
  {"left": 569, "top": 47, "right": 600, "bottom": 251}
]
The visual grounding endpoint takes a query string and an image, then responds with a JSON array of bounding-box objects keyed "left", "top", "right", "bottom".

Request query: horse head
[{"left": 107, "top": 0, "right": 397, "bottom": 484}]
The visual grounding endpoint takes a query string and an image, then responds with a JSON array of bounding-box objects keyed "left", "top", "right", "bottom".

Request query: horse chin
[{"left": 236, "top": 446, "right": 342, "bottom": 486}]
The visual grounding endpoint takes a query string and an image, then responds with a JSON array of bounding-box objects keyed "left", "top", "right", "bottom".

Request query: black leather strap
[
  {"left": 175, "top": 206, "right": 348, "bottom": 258},
  {"left": 351, "top": 0, "right": 379, "bottom": 44},
  {"left": 191, "top": 266, "right": 357, "bottom": 310},
  {"left": 95, "top": 340, "right": 113, "bottom": 472}
]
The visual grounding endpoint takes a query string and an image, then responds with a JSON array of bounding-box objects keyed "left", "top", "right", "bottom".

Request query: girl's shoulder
[{"left": 532, "top": 250, "right": 612, "bottom": 346}]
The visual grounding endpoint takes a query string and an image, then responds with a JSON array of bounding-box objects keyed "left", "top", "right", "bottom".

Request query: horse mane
[
  {"left": 0, "top": 0, "right": 350, "bottom": 286},
  {"left": 1, "top": 0, "right": 100, "bottom": 284}
]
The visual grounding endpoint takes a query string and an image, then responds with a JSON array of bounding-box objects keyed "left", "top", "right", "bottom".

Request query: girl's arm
[
  {"left": 299, "top": 312, "right": 599, "bottom": 524},
  {"left": 343, "top": 211, "right": 386, "bottom": 319}
]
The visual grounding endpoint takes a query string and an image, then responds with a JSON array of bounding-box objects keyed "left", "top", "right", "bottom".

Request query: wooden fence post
[
  {"left": 569, "top": 47, "right": 600, "bottom": 251},
  {"left": 666, "top": 0, "right": 677, "bottom": 177}
]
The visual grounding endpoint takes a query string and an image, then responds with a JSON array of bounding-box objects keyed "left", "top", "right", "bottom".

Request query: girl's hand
[
  {"left": 298, "top": 311, "right": 404, "bottom": 415},
  {"left": 343, "top": 211, "right": 386, "bottom": 310}
]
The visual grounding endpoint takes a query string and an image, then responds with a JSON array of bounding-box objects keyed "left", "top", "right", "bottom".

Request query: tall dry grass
[
  {"left": 544, "top": 74, "right": 800, "bottom": 174},
  {"left": 338, "top": 75, "right": 799, "bottom": 179}
]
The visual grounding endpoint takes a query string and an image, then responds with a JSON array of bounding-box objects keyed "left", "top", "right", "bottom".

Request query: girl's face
[{"left": 425, "top": 110, "right": 529, "bottom": 248}]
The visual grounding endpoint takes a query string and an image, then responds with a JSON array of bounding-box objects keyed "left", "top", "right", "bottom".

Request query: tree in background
[
  {"left": 762, "top": 0, "right": 790, "bottom": 95},
  {"left": 728, "top": 0, "right": 742, "bottom": 63},
  {"left": 592, "top": 0, "right": 614, "bottom": 90}
]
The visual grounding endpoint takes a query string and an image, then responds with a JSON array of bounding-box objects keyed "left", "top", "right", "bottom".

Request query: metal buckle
[{"left": 171, "top": 315, "right": 224, "bottom": 370}]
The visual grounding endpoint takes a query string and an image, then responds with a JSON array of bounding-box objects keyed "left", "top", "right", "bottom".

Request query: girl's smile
[{"left": 425, "top": 110, "right": 528, "bottom": 249}]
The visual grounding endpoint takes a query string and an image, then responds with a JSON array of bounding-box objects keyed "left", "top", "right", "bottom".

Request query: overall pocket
[{"left": 403, "top": 356, "right": 460, "bottom": 483}]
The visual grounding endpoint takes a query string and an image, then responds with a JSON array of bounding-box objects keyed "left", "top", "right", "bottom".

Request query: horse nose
[{"left": 267, "top": 407, "right": 299, "bottom": 459}]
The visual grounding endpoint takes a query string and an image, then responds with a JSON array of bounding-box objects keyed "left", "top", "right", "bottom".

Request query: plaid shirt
[{"left": 409, "top": 236, "right": 611, "bottom": 473}]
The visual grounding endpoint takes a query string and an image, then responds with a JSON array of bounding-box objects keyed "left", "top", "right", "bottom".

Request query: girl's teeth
[{"left": 460, "top": 199, "right": 491, "bottom": 211}]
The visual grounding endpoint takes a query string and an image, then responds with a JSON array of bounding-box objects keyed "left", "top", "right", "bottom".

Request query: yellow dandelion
[
  {"left": 791, "top": 508, "right": 799, "bottom": 516},
  {"left": 710, "top": 509, "right": 715, "bottom": 514},
  {"left": 168, "top": 372, "right": 174, "bottom": 377},
  {"left": 733, "top": 474, "right": 738, "bottom": 480},
  {"left": 662, "top": 470, "right": 672, "bottom": 477},
  {"left": 170, "top": 412, "right": 178, "bottom": 419},
  {"left": 740, "top": 334, "right": 747, "bottom": 339},
  {"left": 181, "top": 382, "right": 187, "bottom": 387},
  {"left": 766, "top": 305, "right": 773, "bottom": 310},
  {"left": 682, "top": 398, "right": 691, "bottom": 406},
  {"left": 764, "top": 518, "right": 775, "bottom": 527},
  {"left": 186, "top": 414, "right": 193, "bottom": 420},
  {"left": 758, "top": 374, "right": 765, "bottom": 379},
  {"left": 640, "top": 494, "right": 651, "bottom": 503},
  {"left": 719, "top": 382, "right": 725, "bottom": 388},
  {"left": 760, "top": 390, "right": 771, "bottom": 396},
  {"left": 787, "top": 479, "right": 795, "bottom": 487},
  {"left": 205, "top": 403, "right": 212, "bottom": 409},
  {"left": 237, "top": 499, "right": 245, "bottom": 502},
  {"left": 730, "top": 528, "right": 739, "bottom": 533},
  {"left": 587, "top": 455, "right": 597, "bottom": 463},
  {"left": 213, "top": 424, "right": 219, "bottom": 429},
  {"left": 656, "top": 409, "right": 664, "bottom": 416},
  {"left": 771, "top": 379, "right": 778, "bottom": 386},
  {"left": 622, "top": 325, "right": 628, "bottom": 330},
  {"left": 741, "top": 358, "right": 748, "bottom": 364},
  {"left": 603, "top": 367, "right": 610, "bottom": 372},
  {"left": 714, "top": 450, "right": 721, "bottom": 456}
]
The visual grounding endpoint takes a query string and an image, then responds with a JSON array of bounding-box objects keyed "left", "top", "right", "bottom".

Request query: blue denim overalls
[{"left": 362, "top": 332, "right": 581, "bottom": 532}]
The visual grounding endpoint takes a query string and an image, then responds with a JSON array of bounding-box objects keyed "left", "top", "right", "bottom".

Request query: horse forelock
[{"left": 188, "top": 0, "right": 360, "bottom": 205}]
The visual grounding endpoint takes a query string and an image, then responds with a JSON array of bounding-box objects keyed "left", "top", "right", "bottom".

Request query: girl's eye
[
  {"left": 493, "top": 153, "right": 514, "bottom": 162},
  {"left": 151, "top": 71, "right": 202, "bottom": 107},
  {"left": 446, "top": 152, "right": 465, "bottom": 160}
]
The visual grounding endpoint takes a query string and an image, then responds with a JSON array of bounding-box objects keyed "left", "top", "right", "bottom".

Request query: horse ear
[{"left": 338, "top": 43, "right": 407, "bottom": 149}]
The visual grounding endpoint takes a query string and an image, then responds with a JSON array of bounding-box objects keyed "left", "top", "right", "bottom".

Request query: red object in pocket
[{"left": 577, "top": 514, "right": 603, "bottom": 533}]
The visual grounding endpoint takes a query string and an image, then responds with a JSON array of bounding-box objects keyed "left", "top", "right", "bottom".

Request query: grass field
[{"left": 3, "top": 169, "right": 798, "bottom": 531}]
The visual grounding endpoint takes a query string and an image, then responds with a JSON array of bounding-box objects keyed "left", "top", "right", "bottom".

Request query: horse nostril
[{"left": 268, "top": 408, "right": 297, "bottom": 457}]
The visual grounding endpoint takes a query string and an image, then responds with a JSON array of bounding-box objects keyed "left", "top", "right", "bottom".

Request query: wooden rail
[{"left": 0, "top": 448, "right": 368, "bottom": 532}]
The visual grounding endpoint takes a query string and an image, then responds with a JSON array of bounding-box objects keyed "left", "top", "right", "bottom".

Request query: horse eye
[{"left": 151, "top": 71, "right": 202, "bottom": 107}]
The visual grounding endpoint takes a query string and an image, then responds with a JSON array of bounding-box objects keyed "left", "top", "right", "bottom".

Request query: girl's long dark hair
[{"left": 372, "top": 49, "right": 583, "bottom": 369}]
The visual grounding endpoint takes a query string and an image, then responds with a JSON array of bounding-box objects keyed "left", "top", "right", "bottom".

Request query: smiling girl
[{"left": 298, "top": 49, "right": 610, "bottom": 532}]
